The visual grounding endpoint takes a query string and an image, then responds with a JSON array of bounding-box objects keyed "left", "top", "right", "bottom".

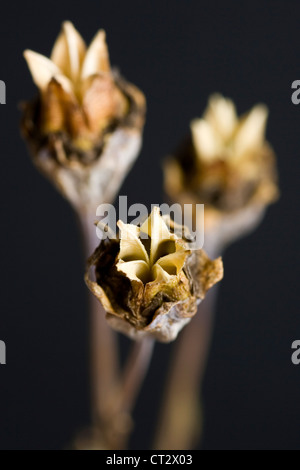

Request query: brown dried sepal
[
  {"left": 164, "top": 135, "right": 278, "bottom": 251},
  {"left": 164, "top": 133, "right": 278, "bottom": 214},
  {"left": 21, "top": 73, "right": 145, "bottom": 165},
  {"left": 20, "top": 74, "right": 146, "bottom": 211},
  {"left": 85, "top": 236, "right": 223, "bottom": 343}
]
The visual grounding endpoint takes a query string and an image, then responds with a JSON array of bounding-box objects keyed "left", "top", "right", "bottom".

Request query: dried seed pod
[
  {"left": 164, "top": 94, "right": 279, "bottom": 251},
  {"left": 21, "top": 22, "right": 146, "bottom": 212},
  {"left": 85, "top": 207, "right": 223, "bottom": 342}
]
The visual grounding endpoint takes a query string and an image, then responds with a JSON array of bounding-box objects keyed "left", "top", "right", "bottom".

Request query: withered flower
[
  {"left": 164, "top": 94, "right": 279, "bottom": 250},
  {"left": 21, "top": 21, "right": 146, "bottom": 211},
  {"left": 85, "top": 207, "right": 223, "bottom": 342}
]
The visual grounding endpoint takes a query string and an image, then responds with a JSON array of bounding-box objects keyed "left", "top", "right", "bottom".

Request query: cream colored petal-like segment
[
  {"left": 151, "top": 263, "right": 171, "bottom": 282},
  {"left": 118, "top": 220, "right": 149, "bottom": 263},
  {"left": 63, "top": 21, "right": 86, "bottom": 82},
  {"left": 140, "top": 207, "right": 172, "bottom": 265},
  {"left": 51, "top": 22, "right": 86, "bottom": 82},
  {"left": 191, "top": 118, "right": 222, "bottom": 162},
  {"left": 233, "top": 104, "right": 268, "bottom": 158},
  {"left": 81, "top": 30, "right": 110, "bottom": 80},
  {"left": 205, "top": 94, "right": 237, "bottom": 140},
  {"left": 51, "top": 30, "right": 69, "bottom": 74},
  {"left": 140, "top": 207, "right": 170, "bottom": 239},
  {"left": 117, "top": 259, "right": 149, "bottom": 283},
  {"left": 156, "top": 250, "right": 188, "bottom": 275},
  {"left": 23, "top": 50, "right": 73, "bottom": 93}
]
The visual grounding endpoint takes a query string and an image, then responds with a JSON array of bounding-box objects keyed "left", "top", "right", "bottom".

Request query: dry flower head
[
  {"left": 86, "top": 207, "right": 223, "bottom": 342},
  {"left": 164, "top": 94, "right": 279, "bottom": 249},
  {"left": 23, "top": 21, "right": 129, "bottom": 149},
  {"left": 21, "top": 22, "right": 146, "bottom": 211}
]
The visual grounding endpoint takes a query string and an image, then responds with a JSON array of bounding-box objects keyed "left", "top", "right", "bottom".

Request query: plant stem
[
  {"left": 79, "top": 211, "right": 120, "bottom": 427},
  {"left": 78, "top": 211, "right": 155, "bottom": 449},
  {"left": 154, "top": 239, "right": 221, "bottom": 450},
  {"left": 154, "top": 287, "right": 218, "bottom": 449},
  {"left": 120, "top": 338, "right": 155, "bottom": 414},
  {"left": 104, "top": 337, "right": 155, "bottom": 450}
]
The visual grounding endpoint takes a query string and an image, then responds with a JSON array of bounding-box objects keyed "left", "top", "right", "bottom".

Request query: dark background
[{"left": 0, "top": 0, "right": 299, "bottom": 450}]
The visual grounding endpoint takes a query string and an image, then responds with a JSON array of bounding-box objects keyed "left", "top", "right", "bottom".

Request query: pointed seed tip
[
  {"left": 93, "top": 29, "right": 107, "bottom": 44},
  {"left": 63, "top": 20, "right": 75, "bottom": 29},
  {"left": 23, "top": 49, "right": 35, "bottom": 59}
]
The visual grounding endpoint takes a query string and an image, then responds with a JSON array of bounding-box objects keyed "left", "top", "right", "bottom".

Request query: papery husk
[
  {"left": 21, "top": 73, "right": 145, "bottom": 211},
  {"left": 85, "top": 239, "right": 223, "bottom": 343},
  {"left": 164, "top": 135, "right": 278, "bottom": 253}
]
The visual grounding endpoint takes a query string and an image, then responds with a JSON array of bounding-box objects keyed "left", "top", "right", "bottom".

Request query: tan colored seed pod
[
  {"left": 21, "top": 21, "right": 146, "bottom": 212},
  {"left": 164, "top": 94, "right": 279, "bottom": 252},
  {"left": 85, "top": 207, "right": 223, "bottom": 342}
]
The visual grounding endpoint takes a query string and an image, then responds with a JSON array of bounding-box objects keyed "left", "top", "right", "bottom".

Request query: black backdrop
[{"left": 0, "top": 0, "right": 300, "bottom": 450}]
